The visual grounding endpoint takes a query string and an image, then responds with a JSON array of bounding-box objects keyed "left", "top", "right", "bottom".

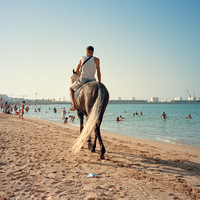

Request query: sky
[{"left": 1, "top": 0, "right": 200, "bottom": 101}]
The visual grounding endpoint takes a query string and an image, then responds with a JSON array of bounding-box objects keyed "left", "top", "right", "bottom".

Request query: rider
[{"left": 69, "top": 46, "right": 101, "bottom": 111}]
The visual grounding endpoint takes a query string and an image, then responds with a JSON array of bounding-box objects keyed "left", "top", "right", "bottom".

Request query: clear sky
[{"left": 1, "top": 0, "right": 200, "bottom": 101}]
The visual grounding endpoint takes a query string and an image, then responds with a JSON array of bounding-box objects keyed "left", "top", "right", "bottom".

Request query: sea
[{"left": 23, "top": 104, "right": 200, "bottom": 148}]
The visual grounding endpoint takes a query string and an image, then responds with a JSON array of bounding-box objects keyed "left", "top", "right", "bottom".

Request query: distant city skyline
[
  {"left": 1, "top": 1, "right": 200, "bottom": 101},
  {"left": 1, "top": 93, "right": 199, "bottom": 102}
]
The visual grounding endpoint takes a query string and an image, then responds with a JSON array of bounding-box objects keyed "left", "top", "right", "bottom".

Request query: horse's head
[{"left": 71, "top": 69, "right": 79, "bottom": 84}]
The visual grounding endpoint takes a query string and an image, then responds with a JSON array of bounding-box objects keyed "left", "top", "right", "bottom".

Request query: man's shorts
[{"left": 71, "top": 77, "right": 96, "bottom": 91}]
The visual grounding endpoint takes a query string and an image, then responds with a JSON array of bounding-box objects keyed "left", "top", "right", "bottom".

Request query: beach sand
[{"left": 0, "top": 112, "right": 200, "bottom": 200}]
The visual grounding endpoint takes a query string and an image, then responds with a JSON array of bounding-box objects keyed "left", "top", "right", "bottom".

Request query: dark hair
[{"left": 86, "top": 46, "right": 94, "bottom": 51}]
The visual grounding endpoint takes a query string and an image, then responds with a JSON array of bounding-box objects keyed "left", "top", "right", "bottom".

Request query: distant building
[
  {"left": 116, "top": 97, "right": 121, "bottom": 100},
  {"left": 190, "top": 97, "right": 197, "bottom": 101},
  {"left": 151, "top": 97, "right": 159, "bottom": 102},
  {"left": 175, "top": 97, "right": 182, "bottom": 100},
  {"left": 129, "top": 97, "right": 135, "bottom": 100}
]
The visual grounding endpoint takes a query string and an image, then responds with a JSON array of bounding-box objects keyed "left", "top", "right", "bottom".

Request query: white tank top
[{"left": 80, "top": 56, "right": 96, "bottom": 79}]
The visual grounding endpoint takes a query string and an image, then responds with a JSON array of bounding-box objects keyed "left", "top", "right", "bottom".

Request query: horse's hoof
[
  {"left": 100, "top": 155, "right": 105, "bottom": 160},
  {"left": 91, "top": 148, "right": 95, "bottom": 153},
  {"left": 88, "top": 142, "right": 92, "bottom": 150}
]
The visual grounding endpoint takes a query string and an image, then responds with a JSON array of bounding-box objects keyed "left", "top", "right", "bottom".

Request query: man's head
[
  {"left": 86, "top": 46, "right": 94, "bottom": 51},
  {"left": 86, "top": 46, "right": 94, "bottom": 56}
]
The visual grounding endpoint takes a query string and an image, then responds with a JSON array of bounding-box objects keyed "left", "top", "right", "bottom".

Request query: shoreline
[
  {"left": 24, "top": 113, "right": 200, "bottom": 152},
  {"left": 22, "top": 114, "right": 200, "bottom": 150},
  {"left": 1, "top": 112, "right": 200, "bottom": 199},
  {"left": 6, "top": 110, "right": 200, "bottom": 150}
]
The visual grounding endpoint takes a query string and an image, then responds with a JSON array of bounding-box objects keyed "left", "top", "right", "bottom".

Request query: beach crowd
[{"left": 1, "top": 101, "right": 76, "bottom": 124}]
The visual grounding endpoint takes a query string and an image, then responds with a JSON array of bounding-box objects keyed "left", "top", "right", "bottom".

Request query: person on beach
[
  {"left": 1, "top": 103, "right": 3, "bottom": 111},
  {"left": 69, "top": 115, "right": 75, "bottom": 122},
  {"left": 161, "top": 111, "right": 169, "bottom": 119},
  {"left": 19, "top": 101, "right": 25, "bottom": 119},
  {"left": 140, "top": 111, "right": 143, "bottom": 115},
  {"left": 6, "top": 105, "right": 12, "bottom": 114},
  {"left": 3, "top": 101, "right": 8, "bottom": 113},
  {"left": 69, "top": 46, "right": 101, "bottom": 111},
  {"left": 62, "top": 107, "right": 67, "bottom": 120},
  {"left": 63, "top": 117, "right": 68, "bottom": 124},
  {"left": 116, "top": 117, "right": 120, "bottom": 122},
  {"left": 25, "top": 106, "right": 29, "bottom": 112},
  {"left": 186, "top": 114, "right": 192, "bottom": 118},
  {"left": 9, "top": 105, "right": 13, "bottom": 114},
  {"left": 120, "top": 115, "right": 125, "bottom": 119}
]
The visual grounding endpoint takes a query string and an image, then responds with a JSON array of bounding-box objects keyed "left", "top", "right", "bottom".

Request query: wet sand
[{"left": 0, "top": 112, "right": 200, "bottom": 199}]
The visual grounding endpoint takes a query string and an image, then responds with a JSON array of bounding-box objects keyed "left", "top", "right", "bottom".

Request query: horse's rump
[{"left": 75, "top": 81, "right": 108, "bottom": 114}]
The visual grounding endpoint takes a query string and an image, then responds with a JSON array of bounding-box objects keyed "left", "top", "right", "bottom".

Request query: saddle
[{"left": 74, "top": 80, "right": 94, "bottom": 101}]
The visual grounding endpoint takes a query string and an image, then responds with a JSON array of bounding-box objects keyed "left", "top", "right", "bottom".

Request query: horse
[{"left": 71, "top": 69, "right": 109, "bottom": 159}]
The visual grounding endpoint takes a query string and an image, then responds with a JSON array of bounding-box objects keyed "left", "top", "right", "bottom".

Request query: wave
[
  {"left": 157, "top": 138, "right": 177, "bottom": 145},
  {"left": 104, "top": 113, "right": 113, "bottom": 115}
]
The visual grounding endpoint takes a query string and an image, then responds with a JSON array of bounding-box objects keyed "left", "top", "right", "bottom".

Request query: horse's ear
[{"left": 73, "top": 69, "right": 75, "bottom": 74}]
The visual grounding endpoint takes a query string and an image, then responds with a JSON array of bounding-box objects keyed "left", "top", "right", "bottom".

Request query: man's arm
[
  {"left": 75, "top": 57, "right": 84, "bottom": 75},
  {"left": 94, "top": 57, "right": 101, "bottom": 83}
]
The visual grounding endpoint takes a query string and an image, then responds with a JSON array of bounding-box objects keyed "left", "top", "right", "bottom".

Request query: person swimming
[{"left": 186, "top": 114, "right": 192, "bottom": 119}]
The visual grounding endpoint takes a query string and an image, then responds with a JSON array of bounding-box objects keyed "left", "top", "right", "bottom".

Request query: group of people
[
  {"left": 116, "top": 115, "right": 125, "bottom": 122},
  {"left": 160, "top": 112, "right": 192, "bottom": 119},
  {"left": 1, "top": 101, "right": 77, "bottom": 123},
  {"left": 63, "top": 115, "right": 75, "bottom": 124},
  {"left": 132, "top": 111, "right": 143, "bottom": 116},
  {"left": 1, "top": 101, "right": 26, "bottom": 118},
  {"left": 1, "top": 101, "right": 11, "bottom": 114},
  {"left": 62, "top": 107, "right": 75, "bottom": 124},
  {"left": 116, "top": 111, "right": 192, "bottom": 121}
]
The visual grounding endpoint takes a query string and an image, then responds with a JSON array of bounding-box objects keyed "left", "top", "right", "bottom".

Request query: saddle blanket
[{"left": 74, "top": 79, "right": 97, "bottom": 101}]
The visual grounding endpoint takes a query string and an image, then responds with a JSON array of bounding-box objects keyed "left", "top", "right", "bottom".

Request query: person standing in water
[
  {"left": 19, "top": 101, "right": 25, "bottom": 119},
  {"left": 161, "top": 111, "right": 169, "bottom": 119},
  {"left": 61, "top": 107, "right": 67, "bottom": 120}
]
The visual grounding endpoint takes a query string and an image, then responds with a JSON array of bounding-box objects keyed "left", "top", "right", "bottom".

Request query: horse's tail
[{"left": 71, "top": 84, "right": 105, "bottom": 153}]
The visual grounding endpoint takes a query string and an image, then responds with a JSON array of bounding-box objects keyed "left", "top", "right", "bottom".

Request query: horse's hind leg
[
  {"left": 94, "top": 124, "right": 105, "bottom": 159},
  {"left": 91, "top": 132, "right": 97, "bottom": 153},
  {"left": 77, "top": 111, "right": 84, "bottom": 133}
]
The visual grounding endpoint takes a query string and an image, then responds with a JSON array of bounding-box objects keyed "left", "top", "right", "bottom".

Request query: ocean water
[{"left": 23, "top": 104, "right": 200, "bottom": 147}]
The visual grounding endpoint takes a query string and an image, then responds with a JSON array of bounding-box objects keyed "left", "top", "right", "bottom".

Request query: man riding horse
[
  {"left": 69, "top": 46, "right": 109, "bottom": 159},
  {"left": 69, "top": 46, "right": 101, "bottom": 111}
]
